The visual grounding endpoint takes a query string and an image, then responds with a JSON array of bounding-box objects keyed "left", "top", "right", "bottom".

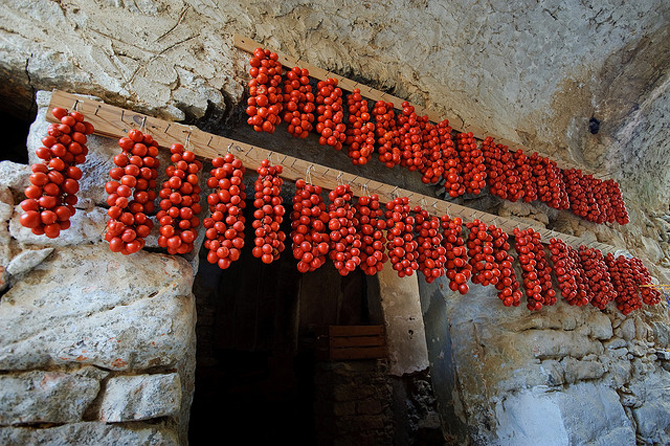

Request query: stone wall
[
  {"left": 419, "top": 277, "right": 670, "bottom": 445},
  {"left": 0, "top": 93, "right": 197, "bottom": 444}
]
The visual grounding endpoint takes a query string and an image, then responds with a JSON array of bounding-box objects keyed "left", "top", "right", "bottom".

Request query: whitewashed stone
[
  {"left": 0, "top": 161, "right": 30, "bottom": 195},
  {"left": 100, "top": 373, "right": 181, "bottom": 422},
  {"left": 0, "top": 370, "right": 99, "bottom": 425},
  {"left": 6, "top": 247, "right": 53, "bottom": 277},
  {"left": 0, "top": 422, "right": 179, "bottom": 445},
  {"left": 0, "top": 244, "right": 196, "bottom": 372}
]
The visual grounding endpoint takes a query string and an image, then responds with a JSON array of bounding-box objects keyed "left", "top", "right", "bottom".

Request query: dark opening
[
  {"left": 589, "top": 117, "right": 600, "bottom": 135},
  {"left": 0, "top": 109, "right": 31, "bottom": 163},
  {"left": 188, "top": 197, "right": 378, "bottom": 445}
]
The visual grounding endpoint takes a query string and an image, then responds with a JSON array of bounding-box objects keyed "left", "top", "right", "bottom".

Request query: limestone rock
[
  {"left": 0, "top": 244, "right": 196, "bottom": 372},
  {"left": 100, "top": 373, "right": 181, "bottom": 422},
  {"left": 6, "top": 247, "right": 54, "bottom": 277},
  {"left": 0, "top": 161, "right": 30, "bottom": 196},
  {"left": 9, "top": 205, "right": 107, "bottom": 246},
  {"left": 0, "top": 370, "right": 99, "bottom": 425},
  {"left": 0, "top": 422, "right": 179, "bottom": 446},
  {"left": 560, "top": 357, "right": 605, "bottom": 384}
]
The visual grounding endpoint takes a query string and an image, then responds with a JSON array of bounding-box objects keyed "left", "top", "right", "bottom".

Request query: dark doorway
[{"left": 188, "top": 197, "right": 377, "bottom": 445}]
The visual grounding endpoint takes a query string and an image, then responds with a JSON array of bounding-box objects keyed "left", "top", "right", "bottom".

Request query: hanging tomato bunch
[
  {"left": 482, "top": 137, "right": 517, "bottom": 201},
  {"left": 491, "top": 225, "right": 522, "bottom": 307},
  {"left": 440, "top": 216, "right": 471, "bottom": 295},
  {"left": 203, "top": 154, "right": 246, "bottom": 269},
  {"left": 549, "top": 238, "right": 588, "bottom": 306},
  {"left": 465, "top": 220, "right": 500, "bottom": 287},
  {"left": 157, "top": 143, "right": 202, "bottom": 255},
  {"left": 290, "top": 179, "right": 330, "bottom": 273},
  {"left": 605, "top": 253, "right": 642, "bottom": 315},
  {"left": 344, "top": 89, "right": 376, "bottom": 165},
  {"left": 21, "top": 107, "right": 94, "bottom": 238},
  {"left": 327, "top": 184, "right": 362, "bottom": 276},
  {"left": 315, "top": 78, "right": 346, "bottom": 150},
  {"left": 513, "top": 228, "right": 555, "bottom": 311},
  {"left": 372, "top": 100, "right": 401, "bottom": 168},
  {"left": 246, "top": 48, "right": 283, "bottom": 133},
  {"left": 282, "top": 66, "right": 315, "bottom": 138},
  {"left": 436, "top": 120, "right": 465, "bottom": 198},
  {"left": 354, "top": 194, "right": 388, "bottom": 275},
  {"left": 530, "top": 153, "right": 569, "bottom": 210},
  {"left": 414, "top": 207, "right": 446, "bottom": 283},
  {"left": 605, "top": 179, "right": 629, "bottom": 225},
  {"left": 105, "top": 129, "right": 159, "bottom": 254},
  {"left": 455, "top": 132, "right": 486, "bottom": 195},
  {"left": 385, "top": 196, "right": 419, "bottom": 277},
  {"left": 396, "top": 102, "right": 425, "bottom": 172},
  {"left": 577, "top": 246, "right": 616, "bottom": 309},
  {"left": 512, "top": 149, "right": 537, "bottom": 203},
  {"left": 418, "top": 121, "right": 443, "bottom": 184},
  {"left": 251, "top": 159, "right": 286, "bottom": 264}
]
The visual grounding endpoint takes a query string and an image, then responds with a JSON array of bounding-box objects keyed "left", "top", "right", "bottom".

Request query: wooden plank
[
  {"left": 330, "top": 336, "right": 384, "bottom": 349},
  {"left": 328, "top": 325, "right": 384, "bottom": 337},
  {"left": 329, "top": 346, "right": 387, "bottom": 361},
  {"left": 233, "top": 34, "right": 610, "bottom": 180},
  {"left": 46, "top": 90, "right": 623, "bottom": 255}
]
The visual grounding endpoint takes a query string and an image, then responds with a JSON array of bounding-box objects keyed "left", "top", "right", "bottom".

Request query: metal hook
[
  {"left": 184, "top": 131, "right": 192, "bottom": 149},
  {"left": 391, "top": 186, "right": 399, "bottom": 199},
  {"left": 94, "top": 104, "right": 101, "bottom": 116},
  {"left": 164, "top": 123, "right": 171, "bottom": 133},
  {"left": 71, "top": 99, "right": 80, "bottom": 111},
  {"left": 120, "top": 109, "right": 125, "bottom": 123},
  {"left": 140, "top": 116, "right": 147, "bottom": 133},
  {"left": 336, "top": 172, "right": 343, "bottom": 185},
  {"left": 207, "top": 136, "right": 214, "bottom": 147}
]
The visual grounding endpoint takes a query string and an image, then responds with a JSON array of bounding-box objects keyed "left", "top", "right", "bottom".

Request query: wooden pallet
[{"left": 315, "top": 325, "right": 387, "bottom": 361}]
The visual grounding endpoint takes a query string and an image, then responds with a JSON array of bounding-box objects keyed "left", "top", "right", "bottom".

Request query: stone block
[
  {"left": 0, "top": 422, "right": 178, "bottom": 445},
  {"left": 0, "top": 370, "right": 99, "bottom": 425},
  {"left": 100, "top": 373, "right": 181, "bottom": 422}
]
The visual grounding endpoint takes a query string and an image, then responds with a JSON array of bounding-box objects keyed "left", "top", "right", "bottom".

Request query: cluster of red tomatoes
[
  {"left": 251, "top": 160, "right": 286, "bottom": 264},
  {"left": 104, "top": 129, "right": 159, "bottom": 254},
  {"left": 246, "top": 48, "right": 283, "bottom": 133},
  {"left": 20, "top": 107, "right": 94, "bottom": 238},
  {"left": 245, "top": 48, "right": 629, "bottom": 227},
  {"left": 157, "top": 143, "right": 202, "bottom": 255},
  {"left": 203, "top": 154, "right": 247, "bottom": 269}
]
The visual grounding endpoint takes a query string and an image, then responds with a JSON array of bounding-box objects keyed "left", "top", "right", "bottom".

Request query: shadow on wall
[{"left": 0, "top": 110, "right": 31, "bottom": 164}]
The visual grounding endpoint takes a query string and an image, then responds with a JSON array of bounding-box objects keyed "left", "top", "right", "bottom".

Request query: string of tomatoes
[
  {"left": 20, "top": 103, "right": 655, "bottom": 317},
  {"left": 244, "top": 47, "right": 629, "bottom": 226}
]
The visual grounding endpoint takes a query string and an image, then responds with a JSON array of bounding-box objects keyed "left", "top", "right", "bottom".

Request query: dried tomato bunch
[
  {"left": 327, "top": 184, "right": 361, "bottom": 276},
  {"left": 355, "top": 194, "right": 388, "bottom": 275},
  {"left": 440, "top": 215, "right": 471, "bottom": 294},
  {"left": 282, "top": 66, "right": 315, "bottom": 138},
  {"left": 246, "top": 48, "right": 283, "bottom": 133},
  {"left": 315, "top": 78, "right": 346, "bottom": 150},
  {"left": 605, "top": 253, "right": 641, "bottom": 315},
  {"left": 385, "top": 196, "right": 419, "bottom": 277},
  {"left": 512, "top": 149, "right": 537, "bottom": 203},
  {"left": 251, "top": 160, "right": 286, "bottom": 264},
  {"left": 466, "top": 220, "right": 500, "bottom": 287},
  {"left": 157, "top": 143, "right": 202, "bottom": 255},
  {"left": 414, "top": 207, "right": 446, "bottom": 283},
  {"left": 21, "top": 107, "right": 94, "bottom": 238},
  {"left": 491, "top": 225, "right": 522, "bottom": 307},
  {"left": 203, "top": 154, "right": 246, "bottom": 269},
  {"left": 396, "top": 102, "right": 426, "bottom": 172},
  {"left": 344, "top": 89, "right": 376, "bottom": 165},
  {"left": 513, "top": 228, "right": 554, "bottom": 311},
  {"left": 372, "top": 100, "right": 401, "bottom": 168},
  {"left": 577, "top": 246, "right": 616, "bottom": 310},
  {"left": 530, "top": 153, "right": 569, "bottom": 210},
  {"left": 105, "top": 129, "right": 159, "bottom": 255},
  {"left": 455, "top": 132, "right": 486, "bottom": 195},
  {"left": 549, "top": 238, "right": 588, "bottom": 306},
  {"left": 290, "top": 179, "right": 330, "bottom": 273}
]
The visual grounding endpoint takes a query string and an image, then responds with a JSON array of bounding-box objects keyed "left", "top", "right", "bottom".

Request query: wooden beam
[
  {"left": 46, "top": 89, "right": 622, "bottom": 254},
  {"left": 233, "top": 34, "right": 610, "bottom": 180}
]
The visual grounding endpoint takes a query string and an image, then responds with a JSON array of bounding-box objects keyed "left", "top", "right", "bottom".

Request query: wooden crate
[{"left": 315, "top": 325, "right": 387, "bottom": 361}]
